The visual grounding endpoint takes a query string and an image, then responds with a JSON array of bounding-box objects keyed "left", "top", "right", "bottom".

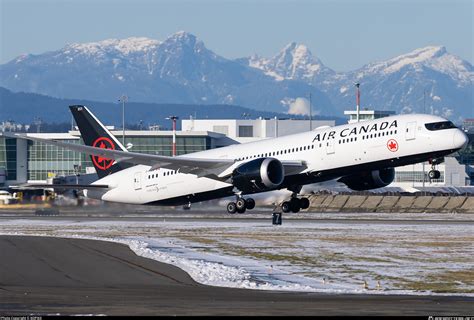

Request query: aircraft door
[
  {"left": 134, "top": 172, "right": 142, "bottom": 190},
  {"left": 326, "top": 139, "right": 335, "bottom": 155},
  {"left": 405, "top": 122, "right": 417, "bottom": 141}
]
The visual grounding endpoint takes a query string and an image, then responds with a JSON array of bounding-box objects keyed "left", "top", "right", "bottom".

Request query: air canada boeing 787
[{"left": 10, "top": 105, "right": 468, "bottom": 214}]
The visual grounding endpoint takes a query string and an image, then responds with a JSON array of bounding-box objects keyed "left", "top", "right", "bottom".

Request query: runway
[{"left": 1, "top": 235, "right": 472, "bottom": 316}]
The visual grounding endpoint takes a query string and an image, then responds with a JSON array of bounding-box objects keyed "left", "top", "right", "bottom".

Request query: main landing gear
[
  {"left": 281, "top": 196, "right": 310, "bottom": 213},
  {"left": 280, "top": 186, "right": 309, "bottom": 213},
  {"left": 227, "top": 197, "right": 255, "bottom": 214},
  {"left": 428, "top": 158, "right": 442, "bottom": 180},
  {"left": 273, "top": 190, "right": 309, "bottom": 225}
]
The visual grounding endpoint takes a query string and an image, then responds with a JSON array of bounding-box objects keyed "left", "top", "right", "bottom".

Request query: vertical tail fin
[{"left": 69, "top": 105, "right": 129, "bottom": 178}]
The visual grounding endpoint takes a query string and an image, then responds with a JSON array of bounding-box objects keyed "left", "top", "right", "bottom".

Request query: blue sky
[{"left": 1, "top": 0, "right": 472, "bottom": 71}]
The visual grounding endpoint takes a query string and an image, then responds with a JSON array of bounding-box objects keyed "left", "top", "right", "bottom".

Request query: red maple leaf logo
[
  {"left": 92, "top": 137, "right": 115, "bottom": 170},
  {"left": 96, "top": 142, "right": 108, "bottom": 163},
  {"left": 387, "top": 139, "right": 398, "bottom": 152}
]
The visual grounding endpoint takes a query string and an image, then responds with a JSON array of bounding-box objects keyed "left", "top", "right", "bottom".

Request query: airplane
[{"left": 9, "top": 105, "right": 468, "bottom": 214}]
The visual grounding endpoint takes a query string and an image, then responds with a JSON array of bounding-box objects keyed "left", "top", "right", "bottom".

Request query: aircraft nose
[{"left": 453, "top": 129, "right": 469, "bottom": 150}]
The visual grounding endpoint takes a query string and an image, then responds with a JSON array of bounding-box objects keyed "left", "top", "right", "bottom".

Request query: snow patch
[
  {"left": 0, "top": 218, "right": 473, "bottom": 297},
  {"left": 224, "top": 94, "right": 234, "bottom": 103},
  {"left": 245, "top": 42, "right": 328, "bottom": 82},
  {"left": 68, "top": 37, "right": 161, "bottom": 56}
]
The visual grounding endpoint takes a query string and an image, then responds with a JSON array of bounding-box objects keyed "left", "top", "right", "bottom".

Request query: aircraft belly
[
  {"left": 141, "top": 176, "right": 231, "bottom": 204},
  {"left": 101, "top": 188, "right": 143, "bottom": 204}
]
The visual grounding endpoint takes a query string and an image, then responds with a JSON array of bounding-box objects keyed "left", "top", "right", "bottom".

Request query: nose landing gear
[
  {"left": 428, "top": 169, "right": 441, "bottom": 180},
  {"left": 428, "top": 158, "right": 442, "bottom": 180}
]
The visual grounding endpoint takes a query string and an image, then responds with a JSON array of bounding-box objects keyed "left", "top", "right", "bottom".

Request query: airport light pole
[
  {"left": 309, "top": 92, "right": 312, "bottom": 131},
  {"left": 118, "top": 95, "right": 128, "bottom": 145},
  {"left": 166, "top": 116, "right": 179, "bottom": 156},
  {"left": 274, "top": 116, "right": 278, "bottom": 138},
  {"left": 355, "top": 83, "right": 361, "bottom": 123},
  {"left": 422, "top": 89, "right": 427, "bottom": 187}
]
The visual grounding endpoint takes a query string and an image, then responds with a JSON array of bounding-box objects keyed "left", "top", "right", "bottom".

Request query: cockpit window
[{"left": 425, "top": 121, "right": 457, "bottom": 131}]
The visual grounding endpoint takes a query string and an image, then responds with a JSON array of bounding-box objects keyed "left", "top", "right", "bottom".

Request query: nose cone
[{"left": 453, "top": 129, "right": 469, "bottom": 150}]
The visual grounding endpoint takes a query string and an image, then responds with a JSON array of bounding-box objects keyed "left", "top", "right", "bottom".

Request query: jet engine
[
  {"left": 338, "top": 168, "right": 395, "bottom": 191},
  {"left": 232, "top": 158, "right": 285, "bottom": 193}
]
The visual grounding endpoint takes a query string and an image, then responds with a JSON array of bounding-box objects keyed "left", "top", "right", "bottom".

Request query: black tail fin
[{"left": 70, "top": 105, "right": 129, "bottom": 179}]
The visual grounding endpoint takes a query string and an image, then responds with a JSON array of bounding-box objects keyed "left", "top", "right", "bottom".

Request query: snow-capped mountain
[
  {"left": 0, "top": 31, "right": 333, "bottom": 114},
  {"left": 0, "top": 32, "right": 472, "bottom": 119},
  {"left": 238, "top": 42, "right": 335, "bottom": 82},
  {"left": 240, "top": 44, "right": 473, "bottom": 120},
  {"left": 326, "top": 46, "right": 473, "bottom": 120},
  {"left": 355, "top": 46, "right": 471, "bottom": 85}
]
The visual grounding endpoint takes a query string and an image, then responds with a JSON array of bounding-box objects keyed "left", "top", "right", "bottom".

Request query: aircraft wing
[
  {"left": 7, "top": 133, "right": 308, "bottom": 179},
  {"left": 6, "top": 133, "right": 235, "bottom": 175},
  {"left": 280, "top": 160, "right": 308, "bottom": 175},
  {"left": 11, "top": 183, "right": 109, "bottom": 190}
]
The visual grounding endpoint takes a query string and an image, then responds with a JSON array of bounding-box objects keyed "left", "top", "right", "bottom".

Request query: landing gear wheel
[
  {"left": 227, "top": 202, "right": 237, "bottom": 214},
  {"left": 245, "top": 198, "right": 255, "bottom": 210},
  {"left": 300, "top": 197, "right": 310, "bottom": 210},
  {"left": 428, "top": 170, "right": 441, "bottom": 180},
  {"left": 237, "top": 207, "right": 246, "bottom": 214},
  {"left": 236, "top": 198, "right": 247, "bottom": 211},
  {"left": 290, "top": 198, "right": 301, "bottom": 213},
  {"left": 282, "top": 201, "right": 291, "bottom": 213}
]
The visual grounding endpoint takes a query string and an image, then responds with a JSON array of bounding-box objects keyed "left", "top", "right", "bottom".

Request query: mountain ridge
[
  {"left": 1, "top": 31, "right": 472, "bottom": 120},
  {"left": 0, "top": 86, "right": 346, "bottom": 128}
]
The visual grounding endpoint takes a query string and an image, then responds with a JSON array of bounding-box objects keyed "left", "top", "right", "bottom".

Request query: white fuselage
[{"left": 86, "top": 114, "right": 468, "bottom": 205}]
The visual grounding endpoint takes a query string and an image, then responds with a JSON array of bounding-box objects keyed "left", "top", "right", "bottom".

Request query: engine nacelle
[
  {"left": 232, "top": 158, "right": 285, "bottom": 193},
  {"left": 339, "top": 168, "right": 395, "bottom": 191}
]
